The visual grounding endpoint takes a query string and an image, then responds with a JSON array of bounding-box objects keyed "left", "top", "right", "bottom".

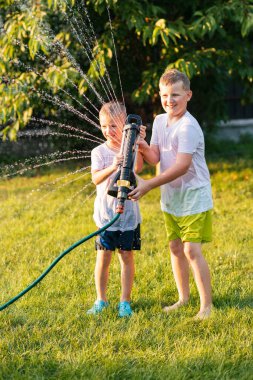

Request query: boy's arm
[
  {"left": 134, "top": 126, "right": 145, "bottom": 173},
  {"left": 129, "top": 153, "right": 192, "bottom": 200},
  {"left": 134, "top": 150, "right": 143, "bottom": 173},
  {"left": 138, "top": 140, "right": 160, "bottom": 165},
  {"left": 92, "top": 155, "right": 122, "bottom": 185}
]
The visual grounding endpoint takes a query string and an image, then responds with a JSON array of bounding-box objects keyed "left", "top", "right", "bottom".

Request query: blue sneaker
[
  {"left": 118, "top": 301, "right": 133, "bottom": 317},
  {"left": 86, "top": 300, "right": 109, "bottom": 315}
]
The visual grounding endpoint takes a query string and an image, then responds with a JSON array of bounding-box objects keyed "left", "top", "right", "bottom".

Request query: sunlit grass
[{"left": 0, "top": 160, "right": 252, "bottom": 379}]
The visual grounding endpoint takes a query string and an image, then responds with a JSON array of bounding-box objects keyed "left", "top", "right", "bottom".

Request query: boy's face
[
  {"left": 99, "top": 113, "right": 125, "bottom": 148},
  {"left": 159, "top": 81, "right": 192, "bottom": 121}
]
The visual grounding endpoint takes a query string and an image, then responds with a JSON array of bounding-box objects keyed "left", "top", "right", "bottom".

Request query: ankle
[
  {"left": 97, "top": 298, "right": 107, "bottom": 302},
  {"left": 179, "top": 298, "right": 189, "bottom": 304},
  {"left": 199, "top": 303, "right": 213, "bottom": 313}
]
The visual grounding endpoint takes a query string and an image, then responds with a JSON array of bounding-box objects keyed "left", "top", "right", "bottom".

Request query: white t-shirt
[
  {"left": 91, "top": 143, "right": 141, "bottom": 231},
  {"left": 150, "top": 111, "right": 213, "bottom": 216}
]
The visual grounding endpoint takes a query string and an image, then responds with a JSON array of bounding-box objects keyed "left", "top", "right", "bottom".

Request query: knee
[
  {"left": 119, "top": 250, "right": 133, "bottom": 265},
  {"left": 184, "top": 245, "right": 200, "bottom": 261},
  {"left": 169, "top": 240, "right": 184, "bottom": 258}
]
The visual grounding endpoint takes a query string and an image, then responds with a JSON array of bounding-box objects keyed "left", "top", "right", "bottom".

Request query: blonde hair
[
  {"left": 159, "top": 69, "right": 190, "bottom": 91},
  {"left": 99, "top": 101, "right": 126, "bottom": 119}
]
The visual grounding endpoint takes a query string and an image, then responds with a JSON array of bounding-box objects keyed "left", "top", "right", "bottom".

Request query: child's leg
[
  {"left": 163, "top": 238, "right": 190, "bottom": 311},
  {"left": 118, "top": 250, "right": 134, "bottom": 301},
  {"left": 95, "top": 250, "right": 112, "bottom": 301},
  {"left": 170, "top": 238, "right": 190, "bottom": 303},
  {"left": 183, "top": 242, "right": 212, "bottom": 316}
]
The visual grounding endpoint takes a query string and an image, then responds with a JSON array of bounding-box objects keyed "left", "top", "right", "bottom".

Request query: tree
[{"left": 0, "top": 0, "right": 253, "bottom": 140}]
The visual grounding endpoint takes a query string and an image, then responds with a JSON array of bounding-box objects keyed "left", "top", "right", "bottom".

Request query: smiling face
[
  {"left": 99, "top": 112, "right": 125, "bottom": 150},
  {"left": 159, "top": 81, "right": 192, "bottom": 123}
]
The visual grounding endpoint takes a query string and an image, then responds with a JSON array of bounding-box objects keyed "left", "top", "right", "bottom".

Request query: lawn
[{"left": 0, "top": 159, "right": 252, "bottom": 379}]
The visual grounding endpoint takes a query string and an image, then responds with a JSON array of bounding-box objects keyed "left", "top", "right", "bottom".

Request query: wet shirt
[
  {"left": 150, "top": 111, "right": 213, "bottom": 216},
  {"left": 91, "top": 143, "right": 141, "bottom": 231}
]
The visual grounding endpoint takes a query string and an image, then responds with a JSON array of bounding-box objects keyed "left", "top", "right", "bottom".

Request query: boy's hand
[
  {"left": 128, "top": 175, "right": 152, "bottom": 201},
  {"left": 137, "top": 139, "right": 149, "bottom": 153},
  {"left": 139, "top": 125, "right": 146, "bottom": 140},
  {"left": 137, "top": 125, "right": 148, "bottom": 153}
]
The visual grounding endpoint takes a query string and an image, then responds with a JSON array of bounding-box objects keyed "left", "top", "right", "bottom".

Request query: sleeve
[
  {"left": 177, "top": 124, "right": 200, "bottom": 154},
  {"left": 91, "top": 147, "right": 104, "bottom": 172},
  {"left": 150, "top": 117, "right": 159, "bottom": 146}
]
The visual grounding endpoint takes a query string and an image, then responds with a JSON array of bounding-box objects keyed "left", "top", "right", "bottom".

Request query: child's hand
[
  {"left": 112, "top": 154, "right": 123, "bottom": 170},
  {"left": 140, "top": 125, "right": 146, "bottom": 140},
  {"left": 137, "top": 139, "right": 149, "bottom": 153},
  {"left": 137, "top": 125, "right": 148, "bottom": 153},
  {"left": 128, "top": 175, "right": 151, "bottom": 200}
]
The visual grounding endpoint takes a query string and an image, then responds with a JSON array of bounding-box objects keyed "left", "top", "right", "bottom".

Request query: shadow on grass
[
  {"left": 214, "top": 294, "right": 253, "bottom": 310},
  {"left": 133, "top": 298, "right": 159, "bottom": 311},
  {"left": 133, "top": 297, "right": 201, "bottom": 314}
]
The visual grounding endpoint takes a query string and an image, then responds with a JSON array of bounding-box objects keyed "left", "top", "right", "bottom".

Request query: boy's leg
[
  {"left": 163, "top": 238, "right": 190, "bottom": 312},
  {"left": 118, "top": 250, "right": 134, "bottom": 301},
  {"left": 95, "top": 250, "right": 112, "bottom": 301},
  {"left": 183, "top": 242, "right": 212, "bottom": 317}
]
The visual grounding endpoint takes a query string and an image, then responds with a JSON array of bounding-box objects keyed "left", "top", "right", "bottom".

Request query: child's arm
[
  {"left": 135, "top": 150, "right": 144, "bottom": 173},
  {"left": 137, "top": 122, "right": 160, "bottom": 165},
  {"left": 92, "top": 155, "right": 123, "bottom": 185},
  {"left": 129, "top": 153, "right": 192, "bottom": 200},
  {"left": 134, "top": 125, "right": 146, "bottom": 173},
  {"left": 138, "top": 140, "right": 160, "bottom": 166}
]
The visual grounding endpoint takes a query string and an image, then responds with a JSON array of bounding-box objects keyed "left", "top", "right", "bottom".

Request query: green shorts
[{"left": 163, "top": 210, "right": 212, "bottom": 243}]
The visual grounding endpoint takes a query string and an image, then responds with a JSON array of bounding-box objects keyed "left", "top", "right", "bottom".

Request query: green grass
[{"left": 0, "top": 160, "right": 252, "bottom": 380}]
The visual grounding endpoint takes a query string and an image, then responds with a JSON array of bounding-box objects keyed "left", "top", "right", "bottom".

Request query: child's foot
[
  {"left": 118, "top": 301, "right": 133, "bottom": 317},
  {"left": 86, "top": 300, "right": 109, "bottom": 315},
  {"left": 162, "top": 300, "right": 188, "bottom": 313},
  {"left": 193, "top": 304, "right": 212, "bottom": 320}
]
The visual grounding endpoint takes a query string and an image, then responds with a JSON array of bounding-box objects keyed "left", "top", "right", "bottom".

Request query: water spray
[{"left": 0, "top": 114, "right": 142, "bottom": 312}]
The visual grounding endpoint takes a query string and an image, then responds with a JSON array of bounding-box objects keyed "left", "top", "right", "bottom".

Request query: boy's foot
[
  {"left": 162, "top": 300, "right": 188, "bottom": 313},
  {"left": 86, "top": 300, "right": 109, "bottom": 315},
  {"left": 193, "top": 305, "right": 212, "bottom": 320},
  {"left": 118, "top": 301, "right": 133, "bottom": 317}
]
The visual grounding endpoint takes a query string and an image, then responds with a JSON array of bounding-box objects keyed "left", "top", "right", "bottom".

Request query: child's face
[
  {"left": 99, "top": 113, "right": 124, "bottom": 148},
  {"left": 159, "top": 81, "right": 192, "bottom": 121}
]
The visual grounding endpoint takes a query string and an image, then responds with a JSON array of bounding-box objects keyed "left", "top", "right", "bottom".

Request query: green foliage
[
  {"left": 0, "top": 0, "right": 84, "bottom": 140},
  {"left": 0, "top": 0, "right": 253, "bottom": 140}
]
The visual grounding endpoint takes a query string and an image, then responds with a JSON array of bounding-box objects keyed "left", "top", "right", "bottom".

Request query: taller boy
[{"left": 129, "top": 69, "right": 213, "bottom": 319}]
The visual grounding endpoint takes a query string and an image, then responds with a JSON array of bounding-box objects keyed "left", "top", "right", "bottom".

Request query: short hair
[
  {"left": 99, "top": 101, "right": 126, "bottom": 119},
  {"left": 159, "top": 69, "right": 190, "bottom": 91}
]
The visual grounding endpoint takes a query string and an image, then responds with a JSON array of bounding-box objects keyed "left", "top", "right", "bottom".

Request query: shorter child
[{"left": 87, "top": 101, "right": 143, "bottom": 317}]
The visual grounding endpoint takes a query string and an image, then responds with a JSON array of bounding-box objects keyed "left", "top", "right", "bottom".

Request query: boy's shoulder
[
  {"left": 181, "top": 111, "right": 200, "bottom": 127},
  {"left": 91, "top": 142, "right": 107, "bottom": 155},
  {"left": 179, "top": 112, "right": 202, "bottom": 134},
  {"left": 154, "top": 113, "right": 167, "bottom": 125}
]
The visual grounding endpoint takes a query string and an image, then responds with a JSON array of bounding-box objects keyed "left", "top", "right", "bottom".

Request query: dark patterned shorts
[{"left": 95, "top": 224, "right": 141, "bottom": 251}]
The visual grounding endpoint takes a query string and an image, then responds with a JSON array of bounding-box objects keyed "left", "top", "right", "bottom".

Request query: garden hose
[
  {"left": 0, "top": 113, "right": 141, "bottom": 312},
  {"left": 0, "top": 213, "right": 120, "bottom": 311}
]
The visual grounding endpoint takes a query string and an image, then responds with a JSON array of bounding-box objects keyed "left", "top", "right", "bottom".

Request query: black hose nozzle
[{"left": 107, "top": 114, "right": 142, "bottom": 213}]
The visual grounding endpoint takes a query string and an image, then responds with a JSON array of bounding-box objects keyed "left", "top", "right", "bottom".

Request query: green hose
[{"left": 0, "top": 213, "right": 120, "bottom": 311}]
